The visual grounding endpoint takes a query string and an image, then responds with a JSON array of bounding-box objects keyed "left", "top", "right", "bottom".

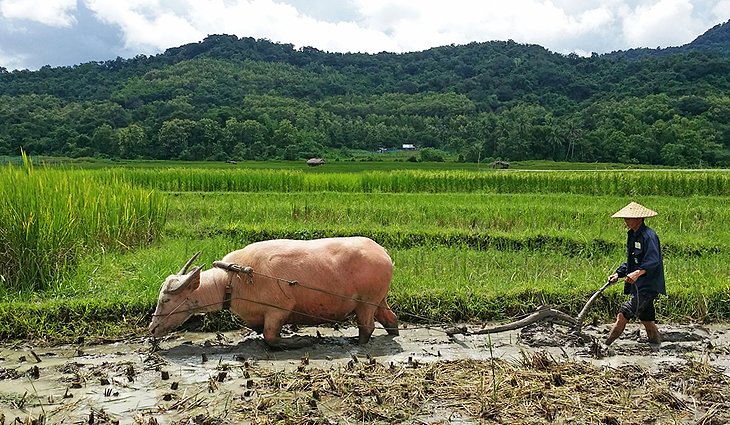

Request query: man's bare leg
[
  {"left": 605, "top": 313, "right": 628, "bottom": 345},
  {"left": 642, "top": 320, "right": 661, "bottom": 344}
]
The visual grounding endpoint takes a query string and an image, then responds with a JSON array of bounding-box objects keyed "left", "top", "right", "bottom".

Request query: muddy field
[{"left": 1, "top": 321, "right": 729, "bottom": 424}]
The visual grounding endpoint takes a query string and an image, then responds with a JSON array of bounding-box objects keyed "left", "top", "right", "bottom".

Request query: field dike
[{"left": 0, "top": 322, "right": 728, "bottom": 424}]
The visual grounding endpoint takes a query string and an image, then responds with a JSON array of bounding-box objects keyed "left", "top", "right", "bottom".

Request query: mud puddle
[{"left": 0, "top": 322, "right": 728, "bottom": 424}]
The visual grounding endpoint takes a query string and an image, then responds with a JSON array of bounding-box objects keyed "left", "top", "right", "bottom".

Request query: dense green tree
[
  {"left": 158, "top": 118, "right": 196, "bottom": 159},
  {"left": 117, "top": 124, "right": 147, "bottom": 158},
  {"left": 272, "top": 119, "right": 298, "bottom": 151},
  {"left": 419, "top": 147, "right": 445, "bottom": 162},
  {"left": 224, "top": 118, "right": 266, "bottom": 160},
  {"left": 0, "top": 136, "right": 13, "bottom": 155},
  {"left": 91, "top": 123, "right": 117, "bottom": 157},
  {"left": 2, "top": 26, "right": 730, "bottom": 165},
  {"left": 189, "top": 118, "right": 223, "bottom": 160}
]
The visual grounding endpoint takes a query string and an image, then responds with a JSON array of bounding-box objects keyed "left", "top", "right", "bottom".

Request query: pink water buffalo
[{"left": 149, "top": 237, "right": 400, "bottom": 348}]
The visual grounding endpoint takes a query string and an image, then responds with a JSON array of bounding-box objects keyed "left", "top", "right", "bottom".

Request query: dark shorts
[{"left": 619, "top": 289, "right": 658, "bottom": 322}]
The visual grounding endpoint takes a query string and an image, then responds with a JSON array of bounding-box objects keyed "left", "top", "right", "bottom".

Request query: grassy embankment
[{"left": 1, "top": 162, "right": 728, "bottom": 341}]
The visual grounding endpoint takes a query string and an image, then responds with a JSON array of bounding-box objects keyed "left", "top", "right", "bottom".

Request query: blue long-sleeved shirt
[{"left": 615, "top": 223, "right": 666, "bottom": 295}]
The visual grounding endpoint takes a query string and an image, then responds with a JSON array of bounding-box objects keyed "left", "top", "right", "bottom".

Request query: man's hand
[{"left": 625, "top": 269, "right": 645, "bottom": 284}]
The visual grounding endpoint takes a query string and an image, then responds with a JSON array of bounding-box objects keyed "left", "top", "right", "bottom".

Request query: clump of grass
[
  {"left": 0, "top": 298, "right": 151, "bottom": 342},
  {"left": 0, "top": 152, "right": 167, "bottom": 291}
]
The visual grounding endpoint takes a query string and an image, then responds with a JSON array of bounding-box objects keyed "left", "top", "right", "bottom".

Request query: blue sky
[{"left": 1, "top": 0, "right": 729, "bottom": 70}]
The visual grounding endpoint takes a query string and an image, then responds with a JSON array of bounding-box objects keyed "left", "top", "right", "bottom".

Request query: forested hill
[
  {"left": 604, "top": 18, "right": 730, "bottom": 60},
  {"left": 2, "top": 20, "right": 730, "bottom": 166}
]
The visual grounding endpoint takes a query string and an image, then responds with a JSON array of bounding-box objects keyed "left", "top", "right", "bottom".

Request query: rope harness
[{"left": 213, "top": 261, "right": 250, "bottom": 311}]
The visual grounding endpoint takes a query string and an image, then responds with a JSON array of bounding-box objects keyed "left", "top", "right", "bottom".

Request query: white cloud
[
  {"left": 0, "top": 0, "right": 77, "bottom": 27},
  {"left": 1, "top": 0, "right": 727, "bottom": 69},
  {"left": 622, "top": 0, "right": 705, "bottom": 48},
  {"left": 72, "top": 0, "right": 630, "bottom": 57},
  {"left": 82, "top": 0, "right": 397, "bottom": 54},
  {"left": 348, "top": 0, "right": 619, "bottom": 54},
  {"left": 0, "top": 46, "right": 28, "bottom": 69},
  {"left": 184, "top": 0, "right": 359, "bottom": 49},
  {"left": 34, "top": 0, "right": 730, "bottom": 56},
  {"left": 83, "top": 0, "right": 203, "bottom": 53},
  {"left": 712, "top": 0, "right": 730, "bottom": 19}
]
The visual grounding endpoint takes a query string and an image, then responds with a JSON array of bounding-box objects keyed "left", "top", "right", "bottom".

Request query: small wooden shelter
[
  {"left": 306, "top": 158, "right": 326, "bottom": 166},
  {"left": 491, "top": 160, "right": 510, "bottom": 169}
]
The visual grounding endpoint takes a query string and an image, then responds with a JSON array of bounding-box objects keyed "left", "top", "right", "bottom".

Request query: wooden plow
[{"left": 446, "top": 279, "right": 616, "bottom": 337}]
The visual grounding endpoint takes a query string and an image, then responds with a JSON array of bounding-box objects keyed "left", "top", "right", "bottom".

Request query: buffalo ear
[{"left": 165, "top": 266, "right": 203, "bottom": 294}]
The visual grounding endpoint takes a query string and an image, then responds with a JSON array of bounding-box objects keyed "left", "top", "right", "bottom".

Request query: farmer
[{"left": 605, "top": 202, "right": 665, "bottom": 345}]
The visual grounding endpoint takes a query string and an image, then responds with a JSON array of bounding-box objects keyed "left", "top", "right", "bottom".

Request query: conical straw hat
[{"left": 611, "top": 202, "right": 657, "bottom": 218}]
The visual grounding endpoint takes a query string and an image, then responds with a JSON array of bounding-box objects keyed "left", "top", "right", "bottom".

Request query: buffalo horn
[
  {"left": 165, "top": 266, "right": 202, "bottom": 294},
  {"left": 178, "top": 251, "right": 201, "bottom": 275}
]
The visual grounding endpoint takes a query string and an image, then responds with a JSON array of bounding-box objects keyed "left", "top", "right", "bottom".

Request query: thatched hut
[
  {"left": 491, "top": 160, "right": 510, "bottom": 169},
  {"left": 306, "top": 158, "right": 326, "bottom": 166}
]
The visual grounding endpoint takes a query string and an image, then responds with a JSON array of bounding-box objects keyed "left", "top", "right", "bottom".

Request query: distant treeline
[{"left": 2, "top": 27, "right": 730, "bottom": 166}]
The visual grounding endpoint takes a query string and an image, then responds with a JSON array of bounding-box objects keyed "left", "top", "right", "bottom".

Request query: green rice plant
[
  {"left": 100, "top": 168, "right": 307, "bottom": 192},
  {"left": 96, "top": 167, "right": 730, "bottom": 196},
  {"left": 0, "top": 153, "right": 167, "bottom": 292},
  {"left": 0, "top": 298, "right": 151, "bottom": 341},
  {"left": 162, "top": 191, "right": 729, "bottom": 256}
]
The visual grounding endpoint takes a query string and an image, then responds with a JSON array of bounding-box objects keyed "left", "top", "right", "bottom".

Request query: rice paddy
[{"left": 0, "top": 159, "right": 728, "bottom": 341}]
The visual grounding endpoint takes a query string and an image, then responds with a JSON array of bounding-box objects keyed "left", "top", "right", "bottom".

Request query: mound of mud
[{"left": 518, "top": 321, "right": 594, "bottom": 347}]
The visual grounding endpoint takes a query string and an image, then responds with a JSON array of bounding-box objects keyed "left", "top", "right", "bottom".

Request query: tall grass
[
  {"left": 0, "top": 154, "right": 167, "bottom": 291},
  {"left": 98, "top": 168, "right": 730, "bottom": 196}
]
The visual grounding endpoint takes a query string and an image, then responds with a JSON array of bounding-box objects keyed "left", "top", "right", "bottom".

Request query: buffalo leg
[
  {"left": 375, "top": 300, "right": 400, "bottom": 335},
  {"left": 355, "top": 305, "right": 377, "bottom": 345},
  {"left": 262, "top": 315, "right": 313, "bottom": 350}
]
